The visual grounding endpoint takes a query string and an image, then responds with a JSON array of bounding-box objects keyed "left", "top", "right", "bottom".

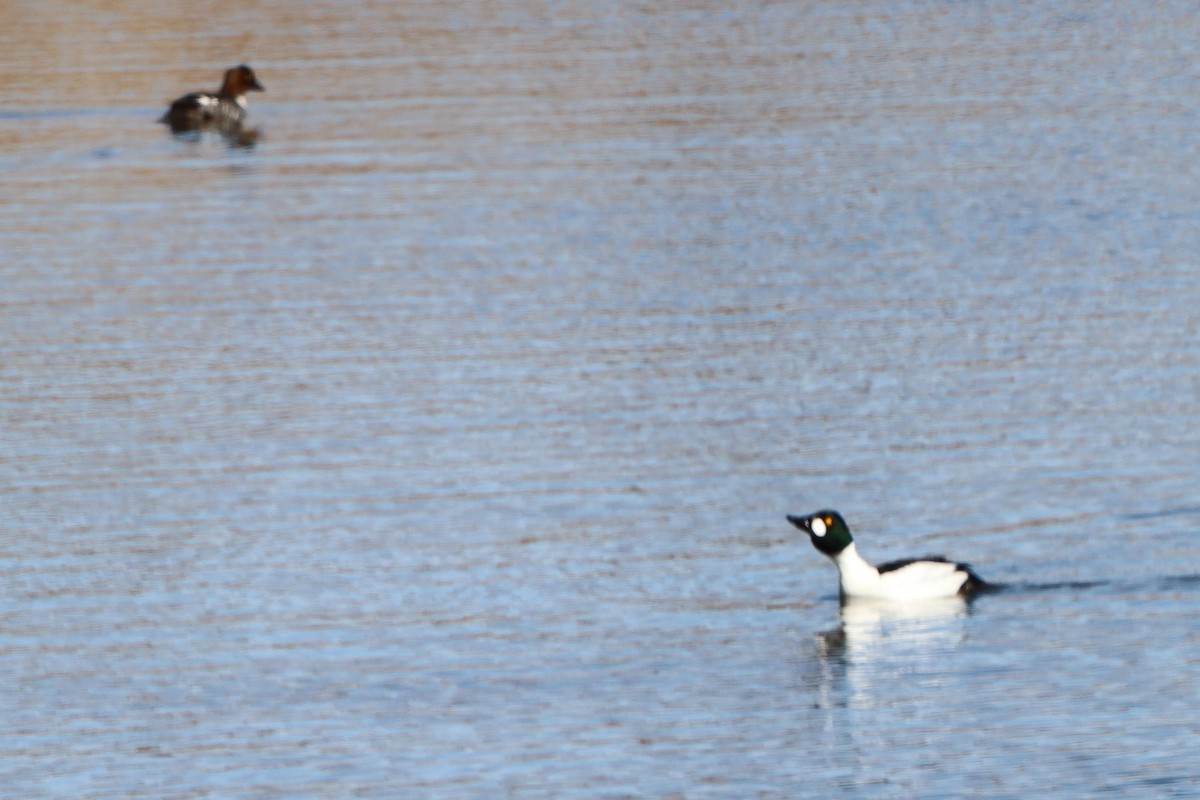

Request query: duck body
[
  {"left": 787, "top": 510, "right": 988, "bottom": 601},
  {"left": 161, "top": 65, "right": 264, "bottom": 132}
]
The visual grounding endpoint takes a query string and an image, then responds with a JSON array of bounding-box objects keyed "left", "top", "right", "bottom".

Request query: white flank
[{"left": 832, "top": 543, "right": 968, "bottom": 601}]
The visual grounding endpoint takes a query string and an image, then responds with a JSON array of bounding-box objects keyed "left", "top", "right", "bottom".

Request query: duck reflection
[
  {"left": 813, "top": 596, "right": 972, "bottom": 707},
  {"left": 164, "top": 124, "right": 262, "bottom": 149}
]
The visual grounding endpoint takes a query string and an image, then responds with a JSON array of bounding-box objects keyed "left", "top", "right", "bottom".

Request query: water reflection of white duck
[
  {"left": 812, "top": 596, "right": 973, "bottom": 711},
  {"left": 817, "top": 596, "right": 971, "bottom": 663}
]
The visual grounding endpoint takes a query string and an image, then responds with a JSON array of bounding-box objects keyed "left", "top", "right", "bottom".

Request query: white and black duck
[{"left": 787, "top": 509, "right": 989, "bottom": 601}]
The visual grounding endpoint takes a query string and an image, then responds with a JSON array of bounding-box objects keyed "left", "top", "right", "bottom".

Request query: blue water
[{"left": 2, "top": 1, "right": 1199, "bottom": 797}]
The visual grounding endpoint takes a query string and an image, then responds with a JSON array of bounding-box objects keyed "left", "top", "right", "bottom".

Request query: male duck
[
  {"left": 161, "top": 65, "right": 264, "bottom": 132},
  {"left": 787, "top": 510, "right": 989, "bottom": 601}
]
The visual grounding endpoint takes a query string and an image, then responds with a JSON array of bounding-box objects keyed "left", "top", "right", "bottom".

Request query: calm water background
[{"left": 2, "top": 1, "right": 1199, "bottom": 797}]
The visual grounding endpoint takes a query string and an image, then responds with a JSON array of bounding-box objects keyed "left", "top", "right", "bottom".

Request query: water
[{"left": 2, "top": 1, "right": 1199, "bottom": 797}]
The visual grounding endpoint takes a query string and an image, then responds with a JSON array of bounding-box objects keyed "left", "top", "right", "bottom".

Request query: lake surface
[{"left": 2, "top": 1, "right": 1199, "bottom": 797}]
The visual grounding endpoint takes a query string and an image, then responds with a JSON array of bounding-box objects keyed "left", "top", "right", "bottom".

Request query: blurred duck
[{"left": 161, "top": 65, "right": 264, "bottom": 133}]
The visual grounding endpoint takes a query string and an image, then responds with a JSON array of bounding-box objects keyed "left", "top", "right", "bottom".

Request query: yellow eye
[{"left": 824, "top": 516, "right": 833, "bottom": 526}]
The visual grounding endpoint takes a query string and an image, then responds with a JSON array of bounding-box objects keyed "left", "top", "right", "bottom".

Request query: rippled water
[{"left": 3, "top": 2, "right": 1199, "bottom": 797}]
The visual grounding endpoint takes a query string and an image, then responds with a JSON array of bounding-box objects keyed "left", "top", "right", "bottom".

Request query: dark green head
[{"left": 786, "top": 509, "right": 854, "bottom": 557}]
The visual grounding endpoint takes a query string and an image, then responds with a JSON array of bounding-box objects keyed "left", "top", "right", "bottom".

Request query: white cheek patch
[{"left": 811, "top": 517, "right": 826, "bottom": 537}]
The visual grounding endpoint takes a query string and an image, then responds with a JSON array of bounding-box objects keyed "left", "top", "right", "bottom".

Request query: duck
[
  {"left": 787, "top": 510, "right": 989, "bottom": 601},
  {"left": 160, "top": 65, "right": 264, "bottom": 133}
]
